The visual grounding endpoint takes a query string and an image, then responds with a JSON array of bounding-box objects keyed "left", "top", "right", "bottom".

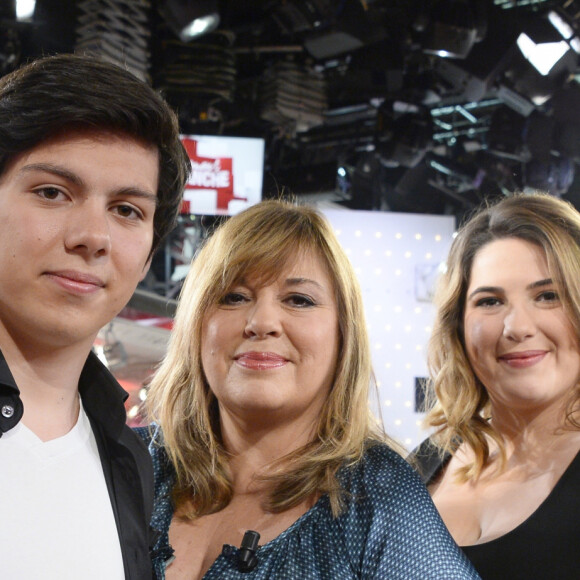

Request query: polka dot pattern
[{"left": 135, "top": 427, "right": 480, "bottom": 579}]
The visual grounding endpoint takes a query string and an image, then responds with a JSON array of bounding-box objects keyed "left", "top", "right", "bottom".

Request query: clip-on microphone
[{"left": 236, "top": 530, "right": 260, "bottom": 572}]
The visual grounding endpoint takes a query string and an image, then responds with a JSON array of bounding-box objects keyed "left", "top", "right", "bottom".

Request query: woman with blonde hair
[
  {"left": 414, "top": 192, "right": 580, "bottom": 578},
  {"left": 138, "top": 199, "right": 478, "bottom": 579}
]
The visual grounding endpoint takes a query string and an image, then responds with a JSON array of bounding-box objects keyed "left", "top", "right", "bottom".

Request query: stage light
[
  {"left": 547, "top": 10, "right": 580, "bottom": 54},
  {"left": 417, "top": 0, "right": 486, "bottom": 59},
  {"left": 16, "top": 0, "right": 35, "bottom": 21},
  {"left": 301, "top": 0, "right": 385, "bottom": 59},
  {"left": 159, "top": 0, "right": 220, "bottom": 42},
  {"left": 496, "top": 10, "right": 579, "bottom": 108},
  {"left": 498, "top": 42, "right": 577, "bottom": 109},
  {"left": 516, "top": 33, "right": 571, "bottom": 76},
  {"left": 431, "top": 5, "right": 578, "bottom": 113},
  {"left": 182, "top": 14, "right": 218, "bottom": 39}
]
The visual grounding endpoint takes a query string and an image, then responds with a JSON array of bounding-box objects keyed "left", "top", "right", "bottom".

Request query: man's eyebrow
[
  {"left": 19, "top": 162, "right": 158, "bottom": 205},
  {"left": 115, "top": 187, "right": 158, "bottom": 206},
  {"left": 20, "top": 163, "right": 84, "bottom": 187}
]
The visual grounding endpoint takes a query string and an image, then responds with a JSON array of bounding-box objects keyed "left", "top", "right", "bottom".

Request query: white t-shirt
[{"left": 0, "top": 402, "right": 125, "bottom": 579}]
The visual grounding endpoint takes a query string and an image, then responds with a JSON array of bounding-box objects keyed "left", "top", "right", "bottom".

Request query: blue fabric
[{"left": 135, "top": 426, "right": 480, "bottom": 579}]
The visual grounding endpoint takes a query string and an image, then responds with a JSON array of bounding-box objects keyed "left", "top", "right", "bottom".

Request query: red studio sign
[{"left": 181, "top": 137, "right": 247, "bottom": 214}]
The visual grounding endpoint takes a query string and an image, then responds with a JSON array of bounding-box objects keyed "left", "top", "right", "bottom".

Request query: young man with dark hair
[{"left": 0, "top": 53, "right": 190, "bottom": 579}]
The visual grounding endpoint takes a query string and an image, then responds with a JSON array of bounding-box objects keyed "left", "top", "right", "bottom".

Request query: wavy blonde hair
[
  {"left": 146, "top": 199, "right": 391, "bottom": 518},
  {"left": 425, "top": 192, "right": 580, "bottom": 481}
]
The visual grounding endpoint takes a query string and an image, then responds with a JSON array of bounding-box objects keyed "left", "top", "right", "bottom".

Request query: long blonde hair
[
  {"left": 425, "top": 192, "right": 580, "bottom": 481},
  {"left": 146, "top": 199, "right": 391, "bottom": 518}
]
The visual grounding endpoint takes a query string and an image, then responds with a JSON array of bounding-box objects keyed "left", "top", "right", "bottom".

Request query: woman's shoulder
[
  {"left": 339, "top": 442, "right": 438, "bottom": 517},
  {"left": 363, "top": 440, "right": 411, "bottom": 465},
  {"left": 340, "top": 442, "right": 467, "bottom": 540},
  {"left": 348, "top": 442, "right": 428, "bottom": 491},
  {"left": 333, "top": 443, "right": 480, "bottom": 578}
]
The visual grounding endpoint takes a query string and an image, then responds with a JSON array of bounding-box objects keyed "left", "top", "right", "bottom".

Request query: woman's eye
[
  {"left": 286, "top": 294, "right": 315, "bottom": 308},
  {"left": 537, "top": 290, "right": 559, "bottom": 302},
  {"left": 475, "top": 296, "right": 500, "bottom": 308},
  {"left": 220, "top": 292, "right": 248, "bottom": 305}
]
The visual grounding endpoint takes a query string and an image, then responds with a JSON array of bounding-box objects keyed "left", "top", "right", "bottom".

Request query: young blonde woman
[{"left": 415, "top": 193, "right": 580, "bottom": 579}]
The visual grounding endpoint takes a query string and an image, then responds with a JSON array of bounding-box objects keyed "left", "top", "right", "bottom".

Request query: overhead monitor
[{"left": 180, "top": 134, "right": 265, "bottom": 216}]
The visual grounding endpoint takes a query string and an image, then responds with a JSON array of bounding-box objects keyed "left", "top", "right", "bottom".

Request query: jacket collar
[
  {"left": 79, "top": 350, "right": 129, "bottom": 441},
  {"left": 0, "top": 348, "right": 129, "bottom": 440},
  {"left": 0, "top": 352, "right": 23, "bottom": 434}
]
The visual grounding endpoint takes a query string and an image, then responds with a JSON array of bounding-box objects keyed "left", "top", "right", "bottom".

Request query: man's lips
[
  {"left": 44, "top": 270, "right": 105, "bottom": 294},
  {"left": 498, "top": 350, "right": 547, "bottom": 368},
  {"left": 235, "top": 351, "right": 288, "bottom": 370}
]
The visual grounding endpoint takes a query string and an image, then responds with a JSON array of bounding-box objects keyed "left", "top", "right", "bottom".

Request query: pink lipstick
[
  {"left": 235, "top": 351, "right": 288, "bottom": 370},
  {"left": 498, "top": 350, "right": 547, "bottom": 369}
]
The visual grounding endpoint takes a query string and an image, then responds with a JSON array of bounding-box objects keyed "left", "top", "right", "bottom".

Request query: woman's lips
[
  {"left": 498, "top": 350, "right": 547, "bottom": 368},
  {"left": 235, "top": 351, "right": 288, "bottom": 370}
]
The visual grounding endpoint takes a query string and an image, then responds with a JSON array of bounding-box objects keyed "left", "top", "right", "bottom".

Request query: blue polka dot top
[{"left": 135, "top": 426, "right": 480, "bottom": 579}]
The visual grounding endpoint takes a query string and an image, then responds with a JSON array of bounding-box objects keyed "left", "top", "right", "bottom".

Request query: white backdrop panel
[{"left": 321, "top": 208, "right": 455, "bottom": 451}]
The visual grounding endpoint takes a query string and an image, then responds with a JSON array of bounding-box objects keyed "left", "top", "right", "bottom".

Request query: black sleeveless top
[{"left": 412, "top": 440, "right": 580, "bottom": 580}]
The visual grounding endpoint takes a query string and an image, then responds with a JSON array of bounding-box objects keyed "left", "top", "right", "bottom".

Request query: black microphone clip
[{"left": 236, "top": 530, "right": 260, "bottom": 572}]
